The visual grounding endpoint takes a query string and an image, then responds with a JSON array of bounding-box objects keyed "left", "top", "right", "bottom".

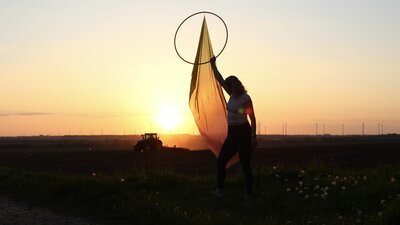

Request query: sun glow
[{"left": 156, "top": 104, "right": 182, "bottom": 132}]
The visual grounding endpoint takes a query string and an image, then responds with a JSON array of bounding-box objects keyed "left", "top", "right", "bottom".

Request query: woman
[{"left": 210, "top": 56, "right": 257, "bottom": 200}]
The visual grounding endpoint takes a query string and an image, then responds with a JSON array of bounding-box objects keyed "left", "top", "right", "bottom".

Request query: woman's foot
[{"left": 212, "top": 188, "right": 224, "bottom": 198}]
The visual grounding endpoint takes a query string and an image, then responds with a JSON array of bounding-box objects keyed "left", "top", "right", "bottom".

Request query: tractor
[{"left": 134, "top": 133, "right": 163, "bottom": 152}]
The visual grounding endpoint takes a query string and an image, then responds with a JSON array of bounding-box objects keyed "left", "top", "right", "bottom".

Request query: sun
[{"left": 156, "top": 104, "right": 182, "bottom": 132}]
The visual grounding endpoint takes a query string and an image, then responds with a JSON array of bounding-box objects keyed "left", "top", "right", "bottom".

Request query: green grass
[{"left": 0, "top": 163, "right": 399, "bottom": 225}]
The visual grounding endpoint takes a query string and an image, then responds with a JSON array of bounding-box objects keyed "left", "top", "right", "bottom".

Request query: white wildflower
[
  {"left": 321, "top": 192, "right": 328, "bottom": 199},
  {"left": 92, "top": 172, "right": 96, "bottom": 176},
  {"left": 287, "top": 188, "right": 291, "bottom": 192},
  {"left": 331, "top": 181, "right": 336, "bottom": 186},
  {"left": 378, "top": 211, "right": 383, "bottom": 217},
  {"left": 342, "top": 186, "right": 346, "bottom": 190},
  {"left": 120, "top": 178, "right": 125, "bottom": 182}
]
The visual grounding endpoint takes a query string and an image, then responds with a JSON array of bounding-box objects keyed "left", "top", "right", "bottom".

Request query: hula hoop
[{"left": 174, "top": 11, "right": 228, "bottom": 65}]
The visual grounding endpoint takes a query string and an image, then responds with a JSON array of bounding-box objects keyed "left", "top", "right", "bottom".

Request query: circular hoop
[{"left": 174, "top": 11, "right": 228, "bottom": 65}]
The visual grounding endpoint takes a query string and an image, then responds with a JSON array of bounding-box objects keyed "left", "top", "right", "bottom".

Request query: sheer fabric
[{"left": 189, "top": 17, "right": 238, "bottom": 167}]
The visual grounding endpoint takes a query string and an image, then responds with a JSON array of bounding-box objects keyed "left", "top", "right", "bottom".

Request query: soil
[{"left": 0, "top": 142, "right": 399, "bottom": 175}]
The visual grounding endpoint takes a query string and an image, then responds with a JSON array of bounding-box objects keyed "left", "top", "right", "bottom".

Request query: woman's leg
[
  {"left": 237, "top": 124, "right": 253, "bottom": 194},
  {"left": 216, "top": 129, "right": 236, "bottom": 190}
]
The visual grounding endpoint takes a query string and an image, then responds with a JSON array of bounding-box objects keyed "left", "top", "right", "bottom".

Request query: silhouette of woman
[{"left": 210, "top": 56, "right": 257, "bottom": 200}]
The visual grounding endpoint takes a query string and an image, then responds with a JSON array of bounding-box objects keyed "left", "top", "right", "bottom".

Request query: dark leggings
[{"left": 217, "top": 123, "right": 253, "bottom": 194}]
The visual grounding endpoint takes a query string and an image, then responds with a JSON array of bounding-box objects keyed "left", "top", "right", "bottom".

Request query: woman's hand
[
  {"left": 251, "top": 136, "right": 258, "bottom": 149},
  {"left": 210, "top": 56, "right": 216, "bottom": 65}
]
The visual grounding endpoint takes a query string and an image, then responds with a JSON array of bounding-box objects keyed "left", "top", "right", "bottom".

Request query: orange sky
[{"left": 1, "top": 1, "right": 399, "bottom": 136}]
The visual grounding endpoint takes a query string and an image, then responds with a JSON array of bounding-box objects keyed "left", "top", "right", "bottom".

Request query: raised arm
[{"left": 210, "top": 56, "right": 232, "bottom": 95}]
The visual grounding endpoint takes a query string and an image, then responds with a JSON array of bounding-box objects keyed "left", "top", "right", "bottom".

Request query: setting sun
[{"left": 156, "top": 104, "right": 182, "bottom": 132}]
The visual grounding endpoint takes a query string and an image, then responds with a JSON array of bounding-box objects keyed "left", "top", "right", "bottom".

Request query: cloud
[
  {"left": 64, "top": 112, "right": 152, "bottom": 118},
  {"left": 0, "top": 112, "right": 151, "bottom": 118},
  {"left": 0, "top": 112, "right": 55, "bottom": 117}
]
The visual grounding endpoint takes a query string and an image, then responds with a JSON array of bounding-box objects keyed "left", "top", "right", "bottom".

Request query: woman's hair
[{"left": 225, "top": 75, "right": 247, "bottom": 96}]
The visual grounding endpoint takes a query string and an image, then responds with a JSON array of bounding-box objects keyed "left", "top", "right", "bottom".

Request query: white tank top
[{"left": 226, "top": 93, "right": 251, "bottom": 125}]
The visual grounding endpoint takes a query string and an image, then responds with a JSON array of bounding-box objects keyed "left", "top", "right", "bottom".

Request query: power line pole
[
  {"left": 342, "top": 124, "right": 344, "bottom": 135},
  {"left": 323, "top": 124, "right": 325, "bottom": 135},
  {"left": 362, "top": 123, "right": 365, "bottom": 135},
  {"left": 378, "top": 123, "right": 380, "bottom": 135},
  {"left": 315, "top": 123, "right": 318, "bottom": 136},
  {"left": 285, "top": 122, "right": 288, "bottom": 135}
]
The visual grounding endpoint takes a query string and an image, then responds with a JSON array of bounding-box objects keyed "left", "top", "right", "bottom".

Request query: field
[{"left": 0, "top": 135, "right": 400, "bottom": 224}]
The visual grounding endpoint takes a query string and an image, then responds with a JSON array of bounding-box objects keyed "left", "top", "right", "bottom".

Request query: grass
[{"left": 0, "top": 163, "right": 399, "bottom": 225}]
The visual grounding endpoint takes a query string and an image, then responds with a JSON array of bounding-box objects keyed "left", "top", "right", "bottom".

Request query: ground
[
  {"left": 0, "top": 136, "right": 399, "bottom": 225},
  {"left": 0, "top": 141, "right": 399, "bottom": 175},
  {"left": 0, "top": 197, "right": 99, "bottom": 225}
]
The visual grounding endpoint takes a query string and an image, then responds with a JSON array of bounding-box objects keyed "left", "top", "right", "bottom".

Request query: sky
[{"left": 1, "top": 0, "right": 400, "bottom": 136}]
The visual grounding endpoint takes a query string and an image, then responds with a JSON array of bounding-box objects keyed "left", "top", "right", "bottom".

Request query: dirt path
[{"left": 0, "top": 197, "right": 99, "bottom": 225}]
